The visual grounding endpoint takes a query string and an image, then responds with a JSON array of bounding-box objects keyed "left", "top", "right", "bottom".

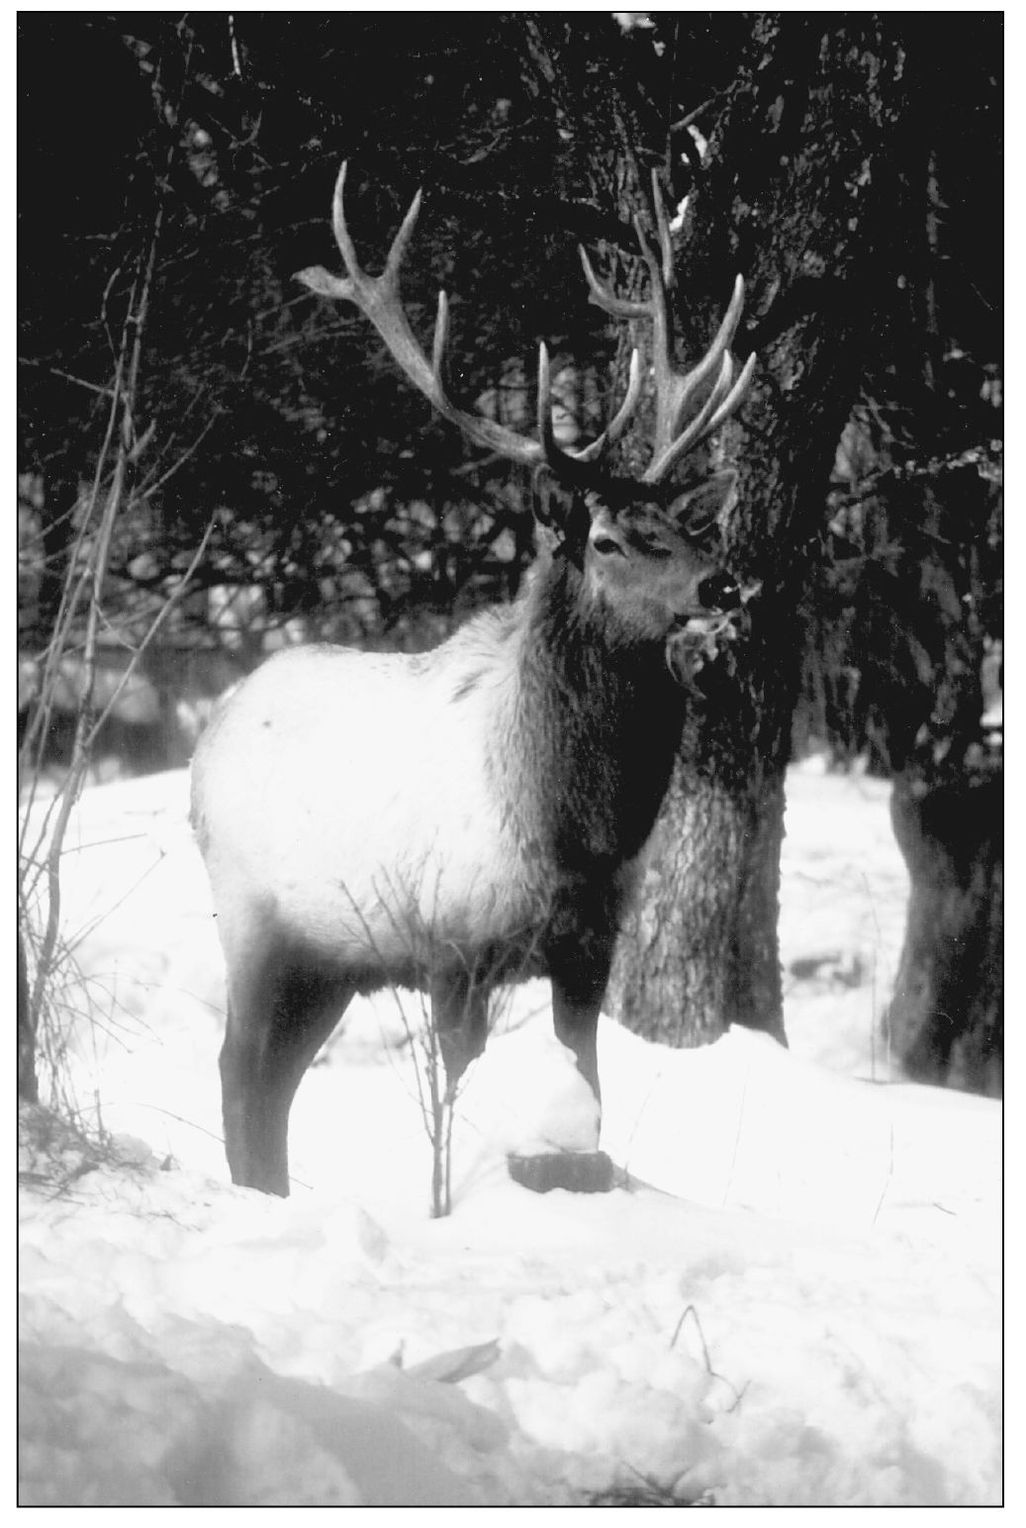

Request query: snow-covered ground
[{"left": 18, "top": 762, "right": 1002, "bottom": 1506}]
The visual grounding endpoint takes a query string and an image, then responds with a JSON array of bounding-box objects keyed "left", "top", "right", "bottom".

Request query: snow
[{"left": 18, "top": 762, "right": 1003, "bottom": 1506}]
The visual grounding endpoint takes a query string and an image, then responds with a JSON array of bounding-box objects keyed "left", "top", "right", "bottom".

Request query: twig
[
  {"left": 83, "top": 517, "right": 216, "bottom": 751},
  {"left": 870, "top": 1121, "right": 895, "bottom": 1227},
  {"left": 669, "top": 1302, "right": 746, "bottom": 1412},
  {"left": 17, "top": 357, "right": 117, "bottom": 399},
  {"left": 670, "top": 95, "right": 721, "bottom": 134}
]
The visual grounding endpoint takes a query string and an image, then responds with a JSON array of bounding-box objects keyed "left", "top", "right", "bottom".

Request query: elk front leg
[
  {"left": 550, "top": 975, "right": 604, "bottom": 1105},
  {"left": 544, "top": 892, "right": 619, "bottom": 1105},
  {"left": 497, "top": 915, "right": 615, "bottom": 1195},
  {"left": 509, "top": 962, "right": 614, "bottom": 1196}
]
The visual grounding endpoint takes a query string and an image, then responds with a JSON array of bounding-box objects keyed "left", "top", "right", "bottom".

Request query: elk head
[{"left": 296, "top": 162, "right": 756, "bottom": 653}]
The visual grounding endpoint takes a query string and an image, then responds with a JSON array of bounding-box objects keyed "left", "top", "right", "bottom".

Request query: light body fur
[{"left": 195, "top": 612, "right": 612, "bottom": 978}]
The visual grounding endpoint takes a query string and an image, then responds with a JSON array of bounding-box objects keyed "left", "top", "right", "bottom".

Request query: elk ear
[
  {"left": 670, "top": 470, "right": 737, "bottom": 537},
  {"left": 532, "top": 464, "right": 561, "bottom": 529}
]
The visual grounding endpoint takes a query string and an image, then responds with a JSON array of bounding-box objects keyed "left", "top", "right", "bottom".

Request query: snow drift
[{"left": 18, "top": 765, "right": 1002, "bottom": 1505}]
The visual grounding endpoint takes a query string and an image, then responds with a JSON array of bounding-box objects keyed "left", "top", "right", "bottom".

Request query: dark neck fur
[{"left": 510, "top": 551, "right": 685, "bottom": 873}]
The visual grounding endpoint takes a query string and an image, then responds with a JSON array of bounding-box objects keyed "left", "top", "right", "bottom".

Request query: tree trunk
[
  {"left": 613, "top": 765, "right": 786, "bottom": 1044},
  {"left": 885, "top": 770, "right": 1002, "bottom": 1095},
  {"left": 607, "top": 15, "right": 911, "bottom": 1045}
]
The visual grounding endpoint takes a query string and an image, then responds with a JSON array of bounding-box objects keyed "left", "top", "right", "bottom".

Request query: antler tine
[
  {"left": 579, "top": 244, "right": 650, "bottom": 321},
  {"left": 573, "top": 348, "right": 644, "bottom": 463},
  {"left": 705, "top": 349, "right": 757, "bottom": 436},
  {"left": 680, "top": 273, "right": 746, "bottom": 404},
  {"left": 431, "top": 290, "right": 449, "bottom": 380},
  {"left": 631, "top": 211, "right": 674, "bottom": 389},
  {"left": 649, "top": 167, "right": 675, "bottom": 292},
  {"left": 643, "top": 273, "right": 753, "bottom": 484},
  {"left": 536, "top": 344, "right": 644, "bottom": 478},
  {"left": 330, "top": 159, "right": 422, "bottom": 302},
  {"left": 298, "top": 161, "right": 641, "bottom": 474},
  {"left": 643, "top": 347, "right": 755, "bottom": 483},
  {"left": 536, "top": 342, "right": 559, "bottom": 460},
  {"left": 645, "top": 351, "right": 734, "bottom": 483}
]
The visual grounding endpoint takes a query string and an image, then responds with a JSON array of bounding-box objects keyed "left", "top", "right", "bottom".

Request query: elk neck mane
[{"left": 435, "top": 539, "right": 687, "bottom": 879}]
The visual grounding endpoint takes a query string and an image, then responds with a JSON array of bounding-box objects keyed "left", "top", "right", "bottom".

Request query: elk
[{"left": 190, "top": 162, "right": 756, "bottom": 1197}]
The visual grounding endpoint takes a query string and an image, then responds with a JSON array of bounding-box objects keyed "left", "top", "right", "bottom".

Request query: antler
[
  {"left": 579, "top": 169, "right": 756, "bottom": 484},
  {"left": 296, "top": 161, "right": 642, "bottom": 473}
]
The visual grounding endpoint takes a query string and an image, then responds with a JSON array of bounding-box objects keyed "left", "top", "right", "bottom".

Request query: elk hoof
[{"left": 506, "top": 1150, "right": 615, "bottom": 1194}]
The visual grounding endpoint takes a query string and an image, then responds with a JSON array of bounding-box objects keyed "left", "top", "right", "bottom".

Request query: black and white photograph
[{"left": 17, "top": 8, "right": 1003, "bottom": 1507}]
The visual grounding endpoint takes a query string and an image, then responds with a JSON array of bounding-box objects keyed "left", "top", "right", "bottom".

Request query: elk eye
[{"left": 591, "top": 535, "right": 626, "bottom": 558}]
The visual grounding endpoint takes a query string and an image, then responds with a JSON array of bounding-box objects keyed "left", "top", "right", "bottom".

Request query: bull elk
[{"left": 190, "top": 162, "right": 756, "bottom": 1197}]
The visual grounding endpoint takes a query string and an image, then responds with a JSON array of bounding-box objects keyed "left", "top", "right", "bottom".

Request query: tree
[
  {"left": 590, "top": 16, "right": 913, "bottom": 1045},
  {"left": 792, "top": 18, "right": 1002, "bottom": 1092},
  {"left": 869, "top": 28, "right": 1001, "bottom": 1096}
]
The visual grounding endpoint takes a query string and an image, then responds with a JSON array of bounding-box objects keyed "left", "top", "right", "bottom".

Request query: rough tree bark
[
  {"left": 603, "top": 16, "right": 912, "bottom": 1044},
  {"left": 886, "top": 769, "right": 1002, "bottom": 1094},
  {"left": 873, "top": 473, "right": 1002, "bottom": 1097}
]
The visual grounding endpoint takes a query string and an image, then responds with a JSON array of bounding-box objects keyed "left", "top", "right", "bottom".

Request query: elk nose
[{"left": 696, "top": 572, "right": 740, "bottom": 611}]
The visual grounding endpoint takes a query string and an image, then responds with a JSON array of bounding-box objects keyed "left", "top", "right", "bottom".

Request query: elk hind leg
[
  {"left": 429, "top": 967, "right": 490, "bottom": 1098},
  {"left": 220, "top": 928, "right": 354, "bottom": 1196}
]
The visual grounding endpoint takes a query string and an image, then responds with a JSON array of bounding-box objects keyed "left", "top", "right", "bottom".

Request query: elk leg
[
  {"left": 429, "top": 968, "right": 490, "bottom": 1097},
  {"left": 550, "top": 977, "right": 604, "bottom": 1104},
  {"left": 545, "top": 907, "right": 617, "bottom": 1105},
  {"left": 541, "top": 880, "right": 620, "bottom": 1106},
  {"left": 219, "top": 932, "right": 354, "bottom": 1196},
  {"left": 508, "top": 957, "right": 614, "bottom": 1194}
]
